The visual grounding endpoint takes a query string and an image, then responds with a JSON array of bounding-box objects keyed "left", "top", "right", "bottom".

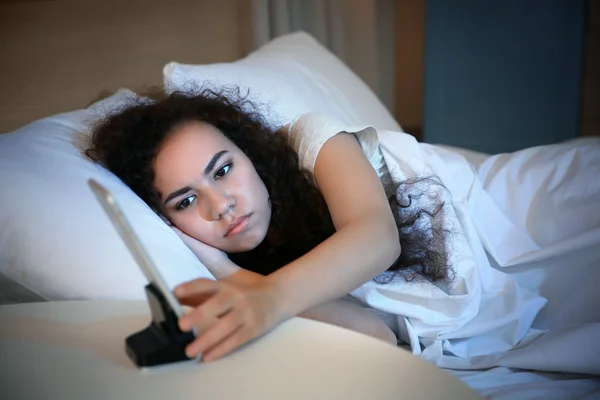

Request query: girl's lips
[{"left": 225, "top": 214, "right": 251, "bottom": 237}]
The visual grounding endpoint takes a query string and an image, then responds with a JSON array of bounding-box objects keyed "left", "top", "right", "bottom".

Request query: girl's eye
[
  {"left": 214, "top": 163, "right": 232, "bottom": 179},
  {"left": 175, "top": 195, "right": 196, "bottom": 211}
]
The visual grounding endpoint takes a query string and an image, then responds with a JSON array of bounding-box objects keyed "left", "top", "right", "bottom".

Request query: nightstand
[{"left": 0, "top": 300, "right": 481, "bottom": 399}]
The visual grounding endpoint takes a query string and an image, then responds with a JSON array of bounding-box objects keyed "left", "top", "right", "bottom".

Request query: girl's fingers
[
  {"left": 179, "top": 290, "right": 234, "bottom": 332},
  {"left": 177, "top": 292, "right": 214, "bottom": 308},
  {"left": 202, "top": 324, "right": 255, "bottom": 363},
  {"left": 175, "top": 278, "right": 220, "bottom": 307},
  {"left": 175, "top": 278, "right": 219, "bottom": 298},
  {"left": 185, "top": 310, "right": 243, "bottom": 358}
]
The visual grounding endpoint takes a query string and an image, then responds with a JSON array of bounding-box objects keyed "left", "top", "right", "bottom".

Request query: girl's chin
[{"left": 225, "top": 237, "right": 265, "bottom": 254}]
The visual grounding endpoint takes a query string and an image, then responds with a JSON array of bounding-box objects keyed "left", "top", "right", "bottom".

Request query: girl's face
[{"left": 153, "top": 121, "right": 271, "bottom": 253}]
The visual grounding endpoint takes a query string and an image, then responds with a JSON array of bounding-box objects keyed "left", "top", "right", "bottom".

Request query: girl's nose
[{"left": 206, "top": 189, "right": 235, "bottom": 220}]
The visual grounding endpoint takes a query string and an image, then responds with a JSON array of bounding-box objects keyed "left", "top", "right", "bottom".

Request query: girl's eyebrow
[
  {"left": 203, "top": 150, "right": 228, "bottom": 176},
  {"left": 163, "top": 150, "right": 229, "bottom": 206},
  {"left": 163, "top": 186, "right": 192, "bottom": 206}
]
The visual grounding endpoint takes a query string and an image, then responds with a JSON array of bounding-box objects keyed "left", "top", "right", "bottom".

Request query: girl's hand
[
  {"left": 174, "top": 277, "right": 285, "bottom": 363},
  {"left": 172, "top": 227, "right": 228, "bottom": 268}
]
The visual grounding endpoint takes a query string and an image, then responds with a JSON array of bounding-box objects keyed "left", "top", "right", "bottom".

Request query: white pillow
[
  {"left": 164, "top": 31, "right": 402, "bottom": 132},
  {"left": 0, "top": 89, "right": 213, "bottom": 301}
]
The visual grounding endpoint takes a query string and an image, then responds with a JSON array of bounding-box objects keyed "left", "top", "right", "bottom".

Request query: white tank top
[{"left": 283, "top": 113, "right": 392, "bottom": 187}]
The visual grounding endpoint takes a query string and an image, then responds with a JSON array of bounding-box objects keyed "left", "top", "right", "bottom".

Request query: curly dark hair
[{"left": 86, "top": 86, "right": 453, "bottom": 284}]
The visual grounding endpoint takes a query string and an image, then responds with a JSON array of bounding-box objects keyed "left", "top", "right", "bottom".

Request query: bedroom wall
[
  {"left": 581, "top": 0, "right": 599, "bottom": 136},
  {"left": 423, "top": 0, "right": 588, "bottom": 153},
  {"left": 0, "top": 0, "right": 243, "bottom": 133}
]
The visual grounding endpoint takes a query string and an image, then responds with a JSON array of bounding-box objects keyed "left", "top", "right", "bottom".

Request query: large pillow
[
  {"left": 0, "top": 89, "right": 213, "bottom": 301},
  {"left": 164, "top": 31, "right": 402, "bottom": 132}
]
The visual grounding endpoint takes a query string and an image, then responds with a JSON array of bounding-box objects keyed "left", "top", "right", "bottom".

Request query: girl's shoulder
[{"left": 282, "top": 113, "right": 384, "bottom": 179}]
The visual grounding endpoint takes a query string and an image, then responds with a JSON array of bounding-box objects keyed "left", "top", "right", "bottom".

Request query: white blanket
[{"left": 349, "top": 131, "right": 600, "bottom": 376}]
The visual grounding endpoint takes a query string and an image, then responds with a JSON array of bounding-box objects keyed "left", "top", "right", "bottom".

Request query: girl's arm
[{"left": 266, "top": 132, "right": 400, "bottom": 319}]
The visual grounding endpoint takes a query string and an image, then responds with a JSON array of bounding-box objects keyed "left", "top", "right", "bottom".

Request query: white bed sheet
[
  {"left": 429, "top": 139, "right": 600, "bottom": 399},
  {"left": 449, "top": 367, "right": 600, "bottom": 400},
  {"left": 351, "top": 132, "right": 598, "bottom": 361},
  {"left": 337, "top": 131, "right": 600, "bottom": 398},
  {"left": 396, "top": 342, "right": 600, "bottom": 399}
]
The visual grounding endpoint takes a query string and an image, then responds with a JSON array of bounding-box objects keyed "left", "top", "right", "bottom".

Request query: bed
[{"left": 1, "top": 3, "right": 599, "bottom": 399}]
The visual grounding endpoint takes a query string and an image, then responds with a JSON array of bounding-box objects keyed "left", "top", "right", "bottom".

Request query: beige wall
[{"left": 0, "top": 0, "right": 243, "bottom": 133}]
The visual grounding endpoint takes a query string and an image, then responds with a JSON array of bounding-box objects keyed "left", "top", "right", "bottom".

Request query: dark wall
[{"left": 423, "top": 0, "right": 587, "bottom": 153}]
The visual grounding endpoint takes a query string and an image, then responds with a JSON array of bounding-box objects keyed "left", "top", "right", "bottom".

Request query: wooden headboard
[{"left": 0, "top": 0, "right": 248, "bottom": 133}]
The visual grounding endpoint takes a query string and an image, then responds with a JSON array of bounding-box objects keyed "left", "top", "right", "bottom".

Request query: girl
[{"left": 87, "top": 87, "right": 452, "bottom": 363}]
